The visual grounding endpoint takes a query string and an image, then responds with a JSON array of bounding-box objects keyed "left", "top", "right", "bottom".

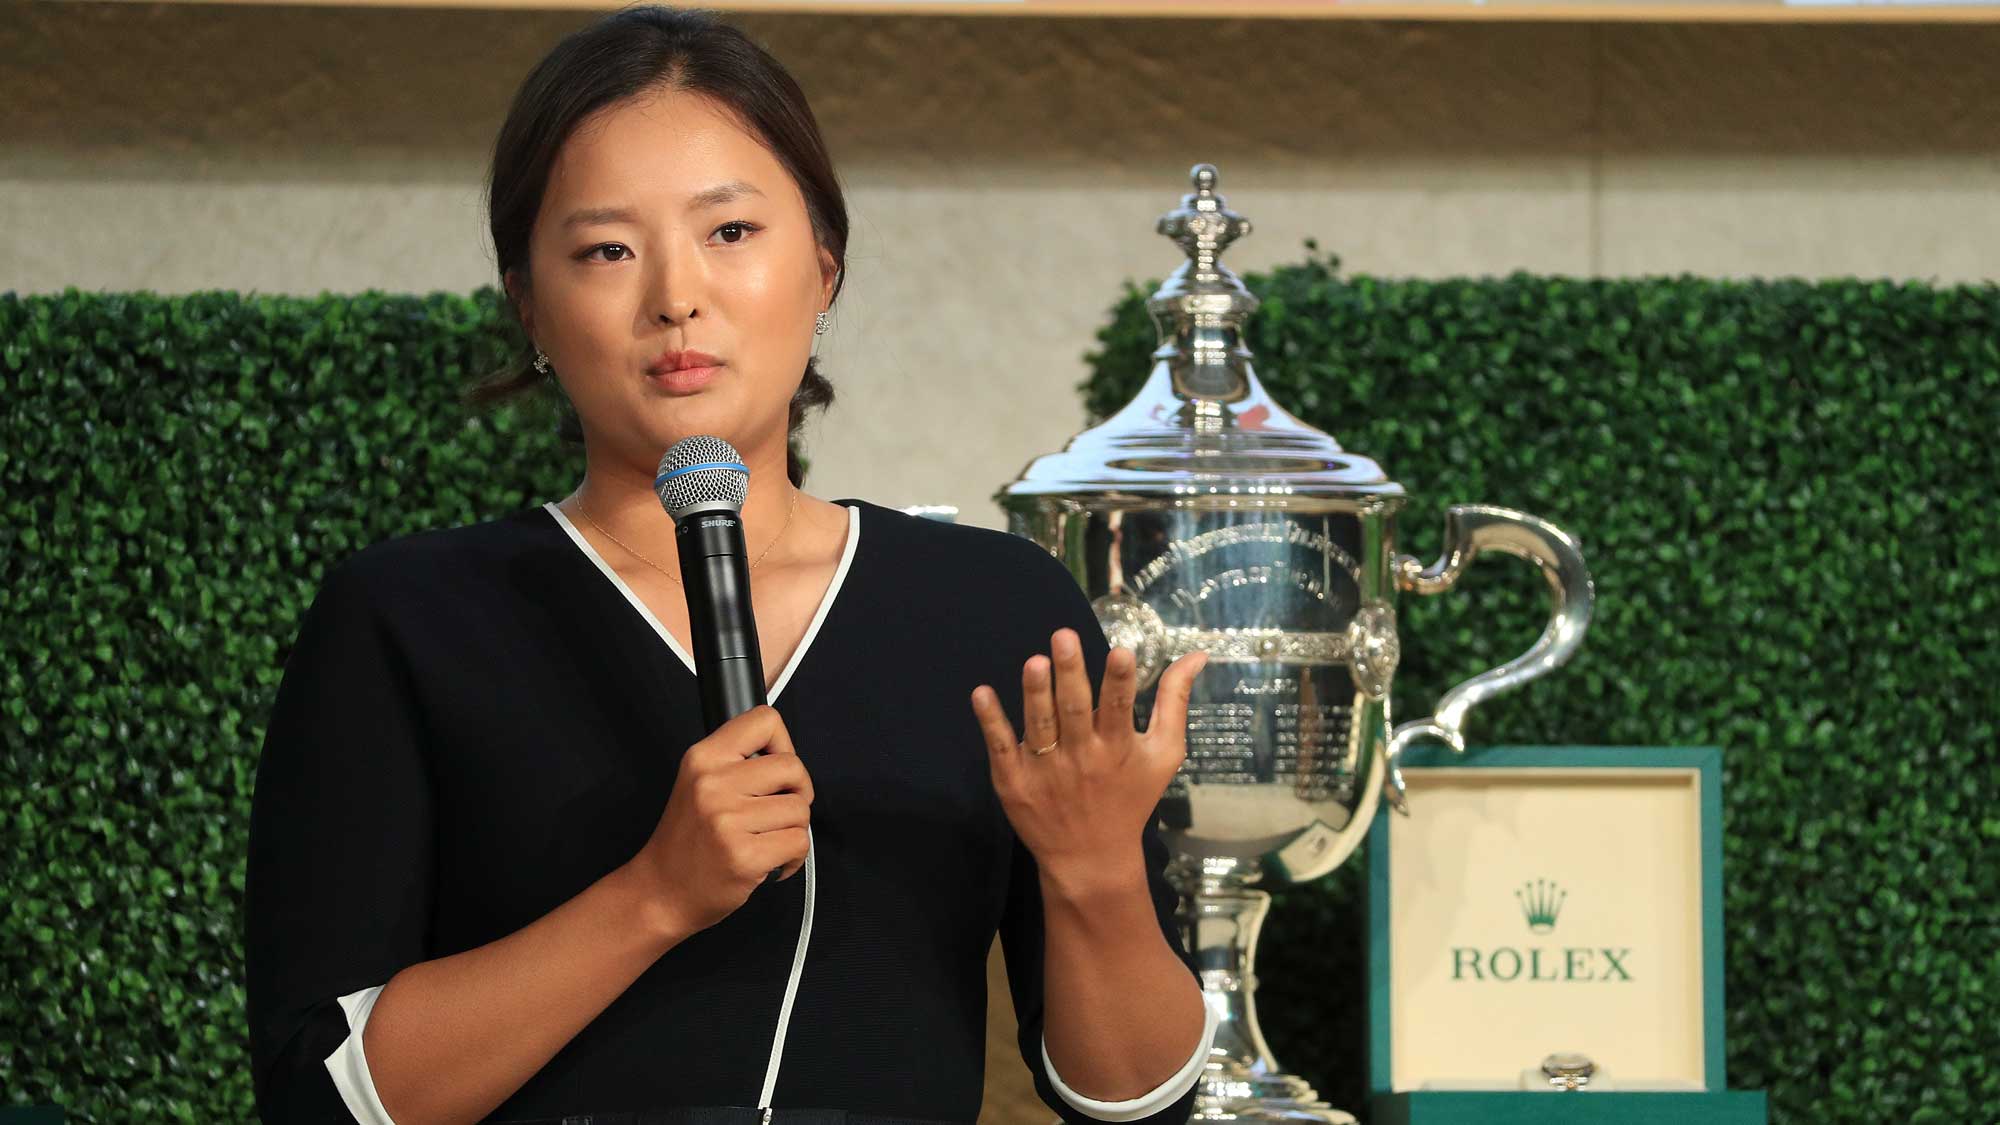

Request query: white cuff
[
  {"left": 1040, "top": 989, "right": 1220, "bottom": 1121},
  {"left": 323, "top": 984, "right": 401, "bottom": 1125}
]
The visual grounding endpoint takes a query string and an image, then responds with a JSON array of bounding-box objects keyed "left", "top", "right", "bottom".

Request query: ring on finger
[{"left": 1031, "top": 738, "right": 1060, "bottom": 757}]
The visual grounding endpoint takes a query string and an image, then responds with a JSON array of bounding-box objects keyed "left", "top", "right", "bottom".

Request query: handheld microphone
[
  {"left": 654, "top": 436, "right": 786, "bottom": 886},
  {"left": 654, "top": 434, "right": 768, "bottom": 733}
]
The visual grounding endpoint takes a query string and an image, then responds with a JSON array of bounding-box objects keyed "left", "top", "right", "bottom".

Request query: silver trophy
[{"left": 996, "top": 165, "right": 1594, "bottom": 1123}]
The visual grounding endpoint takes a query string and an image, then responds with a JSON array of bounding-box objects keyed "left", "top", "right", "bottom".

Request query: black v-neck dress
[{"left": 244, "top": 498, "right": 1212, "bottom": 1125}]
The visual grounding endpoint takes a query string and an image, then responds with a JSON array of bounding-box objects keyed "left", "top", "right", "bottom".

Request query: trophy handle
[{"left": 1381, "top": 504, "right": 1595, "bottom": 814}]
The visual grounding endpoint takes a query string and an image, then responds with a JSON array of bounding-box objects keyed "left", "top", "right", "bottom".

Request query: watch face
[{"left": 1541, "top": 1051, "right": 1595, "bottom": 1076}]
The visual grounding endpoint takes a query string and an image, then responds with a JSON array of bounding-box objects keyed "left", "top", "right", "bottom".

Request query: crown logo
[{"left": 1516, "top": 879, "right": 1566, "bottom": 933}]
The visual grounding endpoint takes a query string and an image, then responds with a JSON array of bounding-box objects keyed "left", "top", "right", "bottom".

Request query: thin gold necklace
[{"left": 574, "top": 487, "right": 800, "bottom": 586}]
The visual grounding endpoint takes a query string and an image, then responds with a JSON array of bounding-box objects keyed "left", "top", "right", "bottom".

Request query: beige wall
[
  {"left": 6, "top": 5, "right": 1998, "bottom": 530},
  {"left": 4, "top": 7, "right": 1996, "bottom": 1115}
]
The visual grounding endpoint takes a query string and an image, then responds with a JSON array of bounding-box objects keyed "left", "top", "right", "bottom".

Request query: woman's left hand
[{"left": 970, "top": 629, "right": 1208, "bottom": 883}]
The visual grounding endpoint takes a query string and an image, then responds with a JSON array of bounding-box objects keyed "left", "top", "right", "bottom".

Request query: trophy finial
[
  {"left": 1157, "top": 162, "right": 1252, "bottom": 273},
  {"left": 1146, "top": 162, "right": 1260, "bottom": 416}
]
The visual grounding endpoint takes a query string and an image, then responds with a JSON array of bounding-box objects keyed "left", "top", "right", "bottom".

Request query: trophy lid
[{"left": 998, "top": 163, "right": 1402, "bottom": 508}]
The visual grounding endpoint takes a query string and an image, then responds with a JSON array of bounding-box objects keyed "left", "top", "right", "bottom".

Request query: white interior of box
[{"left": 1386, "top": 766, "right": 1707, "bottom": 1092}]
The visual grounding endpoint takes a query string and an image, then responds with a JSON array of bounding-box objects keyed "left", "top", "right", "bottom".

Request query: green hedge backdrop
[{"left": 3, "top": 252, "right": 1995, "bottom": 1122}]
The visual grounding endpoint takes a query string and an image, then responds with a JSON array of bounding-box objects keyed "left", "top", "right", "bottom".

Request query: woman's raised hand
[
  {"left": 969, "top": 629, "right": 1208, "bottom": 882},
  {"left": 626, "top": 705, "right": 814, "bottom": 940}
]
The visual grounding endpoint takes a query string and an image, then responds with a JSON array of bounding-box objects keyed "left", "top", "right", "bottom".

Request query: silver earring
[
  {"left": 814, "top": 311, "right": 830, "bottom": 335},
  {"left": 533, "top": 350, "right": 551, "bottom": 374}
]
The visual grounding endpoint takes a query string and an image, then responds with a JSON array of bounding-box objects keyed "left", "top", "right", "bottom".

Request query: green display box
[
  {"left": 1372, "top": 1090, "right": 1768, "bottom": 1124},
  {"left": 1365, "top": 745, "right": 1765, "bottom": 1122}
]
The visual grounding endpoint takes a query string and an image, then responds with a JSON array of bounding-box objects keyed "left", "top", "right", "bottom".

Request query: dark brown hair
[{"left": 465, "top": 4, "right": 848, "bottom": 486}]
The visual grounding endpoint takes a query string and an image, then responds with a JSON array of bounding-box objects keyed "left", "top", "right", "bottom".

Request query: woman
[{"left": 243, "top": 7, "right": 1217, "bottom": 1124}]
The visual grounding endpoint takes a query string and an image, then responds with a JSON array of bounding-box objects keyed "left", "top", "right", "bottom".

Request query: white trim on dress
[
  {"left": 541, "top": 500, "right": 860, "bottom": 705},
  {"left": 323, "top": 983, "right": 399, "bottom": 1125},
  {"left": 1041, "top": 988, "right": 1221, "bottom": 1121}
]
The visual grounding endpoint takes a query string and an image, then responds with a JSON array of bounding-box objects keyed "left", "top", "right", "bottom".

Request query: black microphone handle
[
  {"left": 676, "top": 510, "right": 769, "bottom": 732},
  {"left": 674, "top": 509, "right": 786, "bottom": 885}
]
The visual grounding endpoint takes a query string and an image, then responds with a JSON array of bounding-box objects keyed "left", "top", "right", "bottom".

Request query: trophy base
[{"left": 1189, "top": 1072, "right": 1357, "bottom": 1124}]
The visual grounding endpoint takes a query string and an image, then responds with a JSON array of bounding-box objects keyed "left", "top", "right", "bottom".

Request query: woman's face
[{"left": 508, "top": 87, "right": 836, "bottom": 478}]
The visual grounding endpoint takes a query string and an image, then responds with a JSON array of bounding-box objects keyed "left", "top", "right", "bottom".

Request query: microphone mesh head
[{"left": 656, "top": 434, "right": 750, "bottom": 518}]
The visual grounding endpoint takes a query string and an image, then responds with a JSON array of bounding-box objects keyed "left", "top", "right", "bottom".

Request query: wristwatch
[{"left": 1541, "top": 1052, "right": 1596, "bottom": 1092}]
